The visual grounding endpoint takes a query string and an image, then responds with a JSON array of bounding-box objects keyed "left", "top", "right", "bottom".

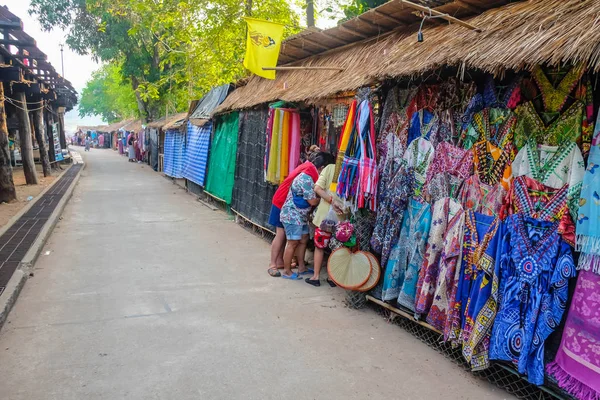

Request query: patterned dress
[
  {"left": 415, "top": 197, "right": 463, "bottom": 318},
  {"left": 448, "top": 211, "right": 502, "bottom": 371},
  {"left": 382, "top": 198, "right": 432, "bottom": 305},
  {"left": 511, "top": 139, "right": 585, "bottom": 223},
  {"left": 370, "top": 161, "right": 413, "bottom": 268},
  {"left": 462, "top": 108, "right": 517, "bottom": 151},
  {"left": 490, "top": 214, "right": 576, "bottom": 385},
  {"left": 472, "top": 139, "right": 515, "bottom": 191},
  {"left": 502, "top": 175, "right": 575, "bottom": 246},
  {"left": 404, "top": 137, "right": 435, "bottom": 201},
  {"left": 407, "top": 109, "right": 437, "bottom": 146},
  {"left": 424, "top": 142, "right": 473, "bottom": 201},
  {"left": 459, "top": 174, "right": 506, "bottom": 217}
]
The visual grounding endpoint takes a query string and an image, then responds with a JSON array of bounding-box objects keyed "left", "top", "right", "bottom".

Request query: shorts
[
  {"left": 282, "top": 222, "right": 309, "bottom": 240},
  {"left": 268, "top": 204, "right": 284, "bottom": 228},
  {"left": 314, "top": 227, "right": 332, "bottom": 249}
]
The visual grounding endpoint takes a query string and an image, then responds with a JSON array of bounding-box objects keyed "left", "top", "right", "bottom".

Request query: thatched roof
[
  {"left": 218, "top": 0, "right": 600, "bottom": 112},
  {"left": 162, "top": 113, "right": 188, "bottom": 130},
  {"left": 122, "top": 119, "right": 143, "bottom": 133},
  {"left": 146, "top": 113, "right": 187, "bottom": 130}
]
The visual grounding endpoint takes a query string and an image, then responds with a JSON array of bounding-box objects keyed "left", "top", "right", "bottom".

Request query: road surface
[{"left": 0, "top": 148, "right": 509, "bottom": 399}]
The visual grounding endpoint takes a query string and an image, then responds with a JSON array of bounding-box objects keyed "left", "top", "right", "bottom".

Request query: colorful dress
[
  {"left": 448, "top": 211, "right": 502, "bottom": 370},
  {"left": 490, "top": 214, "right": 576, "bottom": 385},
  {"left": 424, "top": 142, "right": 473, "bottom": 200},
  {"left": 430, "top": 207, "right": 465, "bottom": 334},
  {"left": 462, "top": 108, "right": 517, "bottom": 151},
  {"left": 404, "top": 137, "right": 434, "bottom": 200},
  {"left": 502, "top": 175, "right": 575, "bottom": 246},
  {"left": 513, "top": 101, "right": 584, "bottom": 151},
  {"left": 511, "top": 139, "right": 585, "bottom": 223},
  {"left": 407, "top": 109, "right": 437, "bottom": 146},
  {"left": 382, "top": 199, "right": 432, "bottom": 305},
  {"left": 472, "top": 140, "right": 514, "bottom": 191},
  {"left": 370, "top": 162, "right": 413, "bottom": 268},
  {"left": 459, "top": 174, "right": 506, "bottom": 217},
  {"left": 415, "top": 197, "right": 463, "bottom": 318},
  {"left": 547, "top": 271, "right": 600, "bottom": 400}
]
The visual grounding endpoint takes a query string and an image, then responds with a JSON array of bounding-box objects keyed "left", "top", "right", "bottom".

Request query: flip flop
[
  {"left": 305, "top": 278, "right": 320, "bottom": 287},
  {"left": 298, "top": 270, "right": 313, "bottom": 276},
  {"left": 281, "top": 272, "right": 300, "bottom": 280},
  {"left": 268, "top": 267, "right": 281, "bottom": 277}
]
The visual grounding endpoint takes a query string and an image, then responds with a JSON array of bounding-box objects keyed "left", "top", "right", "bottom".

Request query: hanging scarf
[
  {"left": 330, "top": 100, "right": 357, "bottom": 192},
  {"left": 576, "top": 108, "right": 600, "bottom": 274},
  {"left": 280, "top": 111, "right": 290, "bottom": 183},
  {"left": 289, "top": 111, "right": 301, "bottom": 174},
  {"left": 264, "top": 108, "right": 275, "bottom": 181}
]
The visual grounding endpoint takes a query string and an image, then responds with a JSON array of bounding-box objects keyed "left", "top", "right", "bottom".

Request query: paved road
[{"left": 0, "top": 149, "right": 509, "bottom": 399}]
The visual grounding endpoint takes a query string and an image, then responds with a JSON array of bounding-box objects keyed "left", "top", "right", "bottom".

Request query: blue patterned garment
[
  {"left": 382, "top": 198, "right": 431, "bottom": 307},
  {"left": 407, "top": 109, "right": 436, "bottom": 146},
  {"left": 490, "top": 214, "right": 576, "bottom": 385}
]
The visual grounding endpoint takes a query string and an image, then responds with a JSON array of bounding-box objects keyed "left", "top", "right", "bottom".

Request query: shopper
[
  {"left": 267, "top": 147, "right": 322, "bottom": 277},
  {"left": 279, "top": 152, "right": 334, "bottom": 279},
  {"left": 127, "top": 132, "right": 136, "bottom": 162},
  {"left": 306, "top": 162, "right": 346, "bottom": 287},
  {"left": 84, "top": 136, "right": 91, "bottom": 152}
]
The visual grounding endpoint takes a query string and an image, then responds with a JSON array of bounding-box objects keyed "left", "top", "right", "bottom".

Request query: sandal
[
  {"left": 305, "top": 278, "right": 320, "bottom": 287},
  {"left": 267, "top": 267, "right": 281, "bottom": 277},
  {"left": 281, "top": 272, "right": 300, "bottom": 280},
  {"left": 298, "top": 270, "right": 313, "bottom": 276},
  {"left": 326, "top": 278, "right": 337, "bottom": 288}
]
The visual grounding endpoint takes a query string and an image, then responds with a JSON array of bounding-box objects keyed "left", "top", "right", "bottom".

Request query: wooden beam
[
  {"left": 338, "top": 25, "right": 368, "bottom": 39},
  {"left": 396, "top": 0, "right": 482, "bottom": 32},
  {"left": 366, "top": 295, "right": 443, "bottom": 335},
  {"left": 453, "top": 0, "right": 482, "bottom": 14},
  {"left": 372, "top": 9, "right": 407, "bottom": 26},
  {"left": 282, "top": 41, "right": 315, "bottom": 56},
  {"left": 0, "top": 20, "right": 23, "bottom": 30},
  {"left": 0, "top": 38, "right": 36, "bottom": 47},
  {"left": 319, "top": 31, "right": 349, "bottom": 46},
  {"left": 300, "top": 37, "right": 329, "bottom": 51},
  {"left": 355, "top": 15, "right": 386, "bottom": 32}
]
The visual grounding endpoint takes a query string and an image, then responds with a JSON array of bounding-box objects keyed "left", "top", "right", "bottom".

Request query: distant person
[
  {"left": 127, "top": 132, "right": 135, "bottom": 162},
  {"left": 84, "top": 137, "right": 91, "bottom": 152}
]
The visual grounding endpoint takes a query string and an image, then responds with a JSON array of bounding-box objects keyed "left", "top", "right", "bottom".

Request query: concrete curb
[{"left": 0, "top": 162, "right": 85, "bottom": 331}]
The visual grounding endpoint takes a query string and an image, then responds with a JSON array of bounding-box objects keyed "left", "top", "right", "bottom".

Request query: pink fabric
[
  {"left": 288, "top": 112, "right": 301, "bottom": 174},
  {"left": 547, "top": 271, "right": 600, "bottom": 400}
]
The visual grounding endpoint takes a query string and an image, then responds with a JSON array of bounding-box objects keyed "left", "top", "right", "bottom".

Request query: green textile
[{"left": 205, "top": 112, "right": 239, "bottom": 204}]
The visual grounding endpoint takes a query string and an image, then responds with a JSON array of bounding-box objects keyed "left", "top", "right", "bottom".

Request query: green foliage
[
  {"left": 339, "top": 0, "right": 387, "bottom": 21},
  {"left": 78, "top": 63, "right": 138, "bottom": 123},
  {"left": 29, "top": 0, "right": 301, "bottom": 121}
]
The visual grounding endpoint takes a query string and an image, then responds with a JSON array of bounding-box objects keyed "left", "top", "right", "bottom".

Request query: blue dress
[
  {"left": 490, "top": 214, "right": 576, "bottom": 385},
  {"left": 407, "top": 109, "right": 436, "bottom": 146}
]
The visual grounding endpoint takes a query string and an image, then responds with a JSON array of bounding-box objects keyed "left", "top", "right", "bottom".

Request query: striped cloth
[
  {"left": 182, "top": 121, "right": 212, "bottom": 186},
  {"left": 163, "top": 129, "right": 185, "bottom": 178}
]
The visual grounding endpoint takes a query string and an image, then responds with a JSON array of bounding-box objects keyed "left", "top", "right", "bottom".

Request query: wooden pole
[
  {"left": 14, "top": 91, "right": 38, "bottom": 184},
  {"left": 45, "top": 108, "right": 56, "bottom": 165},
  {"left": 262, "top": 66, "right": 344, "bottom": 71},
  {"left": 33, "top": 104, "right": 51, "bottom": 177},
  {"left": 0, "top": 83, "right": 16, "bottom": 202},
  {"left": 397, "top": 0, "right": 482, "bottom": 32},
  {"left": 57, "top": 107, "right": 67, "bottom": 149}
]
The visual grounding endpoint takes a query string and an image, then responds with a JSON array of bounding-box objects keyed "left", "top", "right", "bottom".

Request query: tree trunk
[
  {"left": 246, "top": 0, "right": 252, "bottom": 16},
  {"left": 57, "top": 109, "right": 67, "bottom": 149},
  {"left": 45, "top": 109, "right": 56, "bottom": 165},
  {"left": 306, "top": 0, "right": 315, "bottom": 27},
  {"left": 33, "top": 106, "right": 51, "bottom": 177},
  {"left": 131, "top": 76, "right": 148, "bottom": 123},
  {"left": 15, "top": 92, "right": 38, "bottom": 185},
  {"left": 0, "top": 84, "right": 17, "bottom": 202}
]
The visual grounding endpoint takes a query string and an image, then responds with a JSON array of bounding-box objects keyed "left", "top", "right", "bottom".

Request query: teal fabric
[{"left": 205, "top": 112, "right": 239, "bottom": 204}]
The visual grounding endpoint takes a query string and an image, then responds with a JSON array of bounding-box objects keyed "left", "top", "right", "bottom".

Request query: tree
[
  {"left": 30, "top": 0, "right": 301, "bottom": 121},
  {"left": 79, "top": 63, "right": 138, "bottom": 123}
]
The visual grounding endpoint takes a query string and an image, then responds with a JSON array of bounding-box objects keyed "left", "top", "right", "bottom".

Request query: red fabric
[{"left": 272, "top": 161, "right": 319, "bottom": 208}]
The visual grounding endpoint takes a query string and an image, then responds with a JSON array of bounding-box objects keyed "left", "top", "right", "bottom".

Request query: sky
[{"left": 6, "top": 0, "right": 343, "bottom": 133}]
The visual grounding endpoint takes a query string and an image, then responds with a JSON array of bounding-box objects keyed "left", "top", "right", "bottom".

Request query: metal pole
[{"left": 59, "top": 43, "right": 64, "bottom": 77}]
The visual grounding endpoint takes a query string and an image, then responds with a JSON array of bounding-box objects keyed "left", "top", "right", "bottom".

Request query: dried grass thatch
[
  {"left": 147, "top": 113, "right": 187, "bottom": 130},
  {"left": 218, "top": 0, "right": 600, "bottom": 112}
]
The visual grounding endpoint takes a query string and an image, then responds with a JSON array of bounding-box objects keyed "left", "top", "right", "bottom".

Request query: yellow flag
[{"left": 243, "top": 17, "right": 285, "bottom": 80}]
